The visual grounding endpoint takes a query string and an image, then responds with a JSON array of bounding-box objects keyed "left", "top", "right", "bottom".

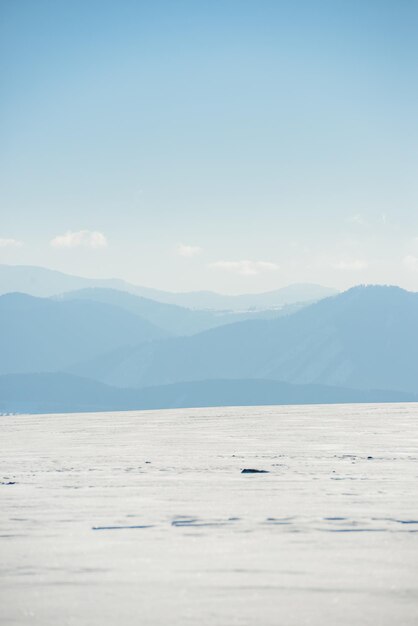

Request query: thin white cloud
[
  {"left": 209, "top": 260, "right": 279, "bottom": 276},
  {"left": 403, "top": 255, "right": 418, "bottom": 272},
  {"left": 0, "top": 238, "right": 23, "bottom": 248},
  {"left": 50, "top": 230, "right": 107, "bottom": 249},
  {"left": 177, "top": 243, "right": 202, "bottom": 257},
  {"left": 346, "top": 214, "right": 366, "bottom": 226},
  {"left": 334, "top": 259, "right": 368, "bottom": 271}
]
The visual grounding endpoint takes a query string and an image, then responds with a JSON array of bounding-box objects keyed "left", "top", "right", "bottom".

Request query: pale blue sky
[{"left": 1, "top": 0, "right": 418, "bottom": 293}]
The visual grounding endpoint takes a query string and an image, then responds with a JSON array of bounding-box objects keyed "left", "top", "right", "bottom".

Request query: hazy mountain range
[
  {"left": 0, "top": 292, "right": 168, "bottom": 375},
  {"left": 0, "top": 264, "right": 337, "bottom": 310},
  {"left": 66, "top": 285, "right": 418, "bottom": 393},
  {"left": 1, "top": 373, "right": 416, "bottom": 415},
  {"left": 1, "top": 264, "right": 417, "bottom": 414},
  {"left": 53, "top": 288, "right": 311, "bottom": 335}
]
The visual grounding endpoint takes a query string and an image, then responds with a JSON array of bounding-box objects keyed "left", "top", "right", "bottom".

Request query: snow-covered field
[{"left": 1, "top": 403, "right": 418, "bottom": 625}]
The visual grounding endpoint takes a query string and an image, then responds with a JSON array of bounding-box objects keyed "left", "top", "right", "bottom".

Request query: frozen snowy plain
[{"left": 1, "top": 403, "right": 418, "bottom": 626}]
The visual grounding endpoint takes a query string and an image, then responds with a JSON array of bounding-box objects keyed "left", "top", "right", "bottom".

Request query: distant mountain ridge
[
  {"left": 55, "top": 287, "right": 311, "bottom": 335},
  {"left": 1, "top": 373, "right": 416, "bottom": 415},
  {"left": 1, "top": 282, "right": 418, "bottom": 413},
  {"left": 0, "top": 290, "right": 315, "bottom": 383},
  {"left": 68, "top": 285, "right": 418, "bottom": 394},
  {"left": 134, "top": 282, "right": 338, "bottom": 310},
  {"left": 0, "top": 292, "right": 166, "bottom": 375},
  {"left": 0, "top": 264, "right": 337, "bottom": 311}
]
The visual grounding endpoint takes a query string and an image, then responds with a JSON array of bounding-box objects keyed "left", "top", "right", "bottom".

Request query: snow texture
[{"left": 1, "top": 403, "right": 418, "bottom": 625}]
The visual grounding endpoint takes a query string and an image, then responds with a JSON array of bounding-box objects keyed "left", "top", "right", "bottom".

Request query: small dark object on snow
[
  {"left": 241, "top": 468, "right": 270, "bottom": 474},
  {"left": 1, "top": 481, "right": 16, "bottom": 485},
  {"left": 367, "top": 456, "right": 373, "bottom": 460}
]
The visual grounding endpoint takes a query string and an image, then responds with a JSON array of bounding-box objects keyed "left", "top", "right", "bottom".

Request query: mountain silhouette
[
  {"left": 1, "top": 373, "right": 415, "bottom": 415},
  {"left": 0, "top": 292, "right": 167, "bottom": 375},
  {"left": 68, "top": 285, "right": 418, "bottom": 394},
  {"left": 55, "top": 287, "right": 310, "bottom": 335},
  {"left": 0, "top": 264, "right": 336, "bottom": 310}
]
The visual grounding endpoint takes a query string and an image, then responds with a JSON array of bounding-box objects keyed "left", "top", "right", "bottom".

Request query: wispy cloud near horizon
[
  {"left": 50, "top": 230, "right": 108, "bottom": 249},
  {"left": 346, "top": 214, "right": 367, "bottom": 226},
  {"left": 176, "top": 243, "right": 202, "bottom": 257},
  {"left": 0, "top": 238, "right": 23, "bottom": 248},
  {"left": 209, "top": 260, "right": 279, "bottom": 276},
  {"left": 334, "top": 259, "right": 368, "bottom": 271},
  {"left": 403, "top": 255, "right": 418, "bottom": 272}
]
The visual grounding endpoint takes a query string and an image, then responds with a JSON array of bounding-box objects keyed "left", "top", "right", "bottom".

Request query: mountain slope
[
  {"left": 154, "top": 282, "right": 338, "bottom": 310},
  {"left": 0, "top": 293, "right": 167, "bottom": 375},
  {"left": 1, "top": 373, "right": 415, "bottom": 415},
  {"left": 0, "top": 264, "right": 336, "bottom": 310},
  {"left": 0, "top": 264, "right": 133, "bottom": 298},
  {"left": 69, "top": 286, "right": 418, "bottom": 394},
  {"left": 55, "top": 287, "right": 310, "bottom": 336}
]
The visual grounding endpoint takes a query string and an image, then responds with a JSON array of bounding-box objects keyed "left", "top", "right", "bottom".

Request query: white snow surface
[{"left": 1, "top": 403, "right": 418, "bottom": 625}]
